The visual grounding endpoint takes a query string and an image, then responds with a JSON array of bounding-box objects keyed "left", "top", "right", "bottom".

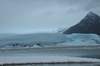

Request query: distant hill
[{"left": 63, "top": 12, "right": 100, "bottom": 35}]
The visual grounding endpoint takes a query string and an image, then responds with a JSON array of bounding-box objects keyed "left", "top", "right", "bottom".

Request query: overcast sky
[{"left": 0, "top": 0, "right": 100, "bottom": 34}]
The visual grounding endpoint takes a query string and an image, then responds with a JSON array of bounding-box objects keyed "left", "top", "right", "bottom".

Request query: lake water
[
  {"left": 0, "top": 46, "right": 100, "bottom": 58},
  {"left": 0, "top": 47, "right": 100, "bottom": 66}
]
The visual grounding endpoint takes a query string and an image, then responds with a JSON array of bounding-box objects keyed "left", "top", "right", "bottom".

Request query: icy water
[
  {"left": 2, "top": 63, "right": 100, "bottom": 66},
  {"left": 0, "top": 47, "right": 100, "bottom": 66},
  {"left": 0, "top": 46, "right": 100, "bottom": 58}
]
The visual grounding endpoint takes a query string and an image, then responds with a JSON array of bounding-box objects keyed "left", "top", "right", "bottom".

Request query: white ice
[{"left": 0, "top": 56, "right": 100, "bottom": 64}]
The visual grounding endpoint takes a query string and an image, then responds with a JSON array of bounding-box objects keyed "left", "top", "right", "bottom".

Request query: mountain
[{"left": 63, "top": 12, "right": 100, "bottom": 35}]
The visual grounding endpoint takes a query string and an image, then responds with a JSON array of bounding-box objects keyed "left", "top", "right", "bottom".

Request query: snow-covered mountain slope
[
  {"left": 63, "top": 12, "right": 100, "bottom": 35},
  {"left": 0, "top": 33, "right": 66, "bottom": 48},
  {"left": 57, "top": 27, "right": 68, "bottom": 33}
]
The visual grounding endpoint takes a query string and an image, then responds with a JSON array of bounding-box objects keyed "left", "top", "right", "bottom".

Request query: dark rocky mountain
[{"left": 63, "top": 12, "right": 100, "bottom": 35}]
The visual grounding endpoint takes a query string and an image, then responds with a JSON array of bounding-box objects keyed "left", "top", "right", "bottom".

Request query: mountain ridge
[{"left": 63, "top": 12, "right": 100, "bottom": 35}]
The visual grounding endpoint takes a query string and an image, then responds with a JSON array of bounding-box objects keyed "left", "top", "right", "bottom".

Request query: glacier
[
  {"left": 0, "top": 33, "right": 66, "bottom": 48},
  {"left": 0, "top": 33, "right": 100, "bottom": 49},
  {"left": 57, "top": 33, "right": 100, "bottom": 46}
]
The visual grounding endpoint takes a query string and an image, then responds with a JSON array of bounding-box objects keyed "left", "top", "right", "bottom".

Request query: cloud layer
[{"left": 0, "top": 0, "right": 100, "bottom": 34}]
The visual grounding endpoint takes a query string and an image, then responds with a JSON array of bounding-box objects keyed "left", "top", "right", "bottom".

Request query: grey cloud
[
  {"left": 0, "top": 0, "right": 100, "bottom": 34},
  {"left": 84, "top": 0, "right": 100, "bottom": 10}
]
